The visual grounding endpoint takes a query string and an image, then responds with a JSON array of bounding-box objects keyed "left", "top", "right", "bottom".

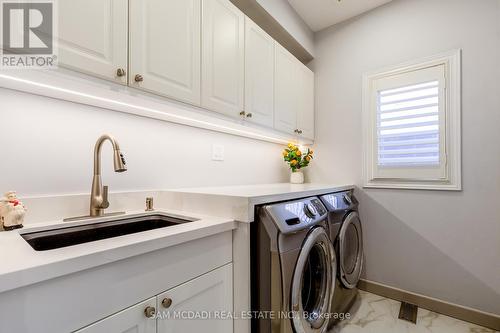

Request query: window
[{"left": 362, "top": 50, "right": 461, "bottom": 190}]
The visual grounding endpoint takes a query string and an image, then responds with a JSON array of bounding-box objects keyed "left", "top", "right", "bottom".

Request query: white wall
[
  {"left": 0, "top": 88, "right": 288, "bottom": 197},
  {"left": 256, "top": 0, "right": 315, "bottom": 56},
  {"left": 311, "top": 0, "right": 500, "bottom": 315}
]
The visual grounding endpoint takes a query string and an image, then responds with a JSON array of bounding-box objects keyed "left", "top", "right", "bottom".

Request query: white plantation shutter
[
  {"left": 377, "top": 80, "right": 440, "bottom": 167},
  {"left": 368, "top": 64, "right": 449, "bottom": 181}
]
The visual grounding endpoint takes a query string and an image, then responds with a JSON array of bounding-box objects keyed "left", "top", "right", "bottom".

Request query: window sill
[{"left": 363, "top": 180, "right": 462, "bottom": 191}]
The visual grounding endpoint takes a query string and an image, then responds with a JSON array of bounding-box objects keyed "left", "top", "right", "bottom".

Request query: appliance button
[
  {"left": 343, "top": 193, "right": 352, "bottom": 205},
  {"left": 312, "top": 200, "right": 326, "bottom": 215},
  {"left": 304, "top": 203, "right": 318, "bottom": 218}
]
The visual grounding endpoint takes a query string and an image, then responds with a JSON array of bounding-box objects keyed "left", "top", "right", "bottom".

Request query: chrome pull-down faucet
[{"left": 90, "top": 134, "right": 127, "bottom": 217}]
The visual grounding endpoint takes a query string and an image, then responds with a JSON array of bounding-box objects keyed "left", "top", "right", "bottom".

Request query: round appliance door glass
[
  {"left": 291, "top": 227, "right": 336, "bottom": 333},
  {"left": 339, "top": 212, "right": 363, "bottom": 289}
]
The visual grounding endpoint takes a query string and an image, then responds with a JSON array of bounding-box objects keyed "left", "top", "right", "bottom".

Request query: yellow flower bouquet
[{"left": 282, "top": 143, "right": 314, "bottom": 172}]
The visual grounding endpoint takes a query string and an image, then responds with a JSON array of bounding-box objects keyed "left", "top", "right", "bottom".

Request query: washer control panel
[{"left": 264, "top": 197, "right": 328, "bottom": 234}]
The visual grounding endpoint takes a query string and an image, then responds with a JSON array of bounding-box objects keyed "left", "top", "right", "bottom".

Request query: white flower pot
[{"left": 290, "top": 170, "right": 304, "bottom": 184}]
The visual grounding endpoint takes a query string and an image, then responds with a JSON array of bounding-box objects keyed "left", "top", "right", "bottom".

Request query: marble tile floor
[{"left": 329, "top": 290, "right": 499, "bottom": 333}]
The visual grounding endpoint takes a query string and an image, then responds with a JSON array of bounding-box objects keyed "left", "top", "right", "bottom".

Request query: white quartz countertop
[
  {"left": 170, "top": 183, "right": 354, "bottom": 201},
  {"left": 165, "top": 183, "right": 355, "bottom": 222},
  {"left": 0, "top": 208, "right": 237, "bottom": 294}
]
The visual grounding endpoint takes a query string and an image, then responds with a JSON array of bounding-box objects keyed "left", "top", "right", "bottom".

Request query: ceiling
[{"left": 287, "top": 0, "right": 393, "bottom": 32}]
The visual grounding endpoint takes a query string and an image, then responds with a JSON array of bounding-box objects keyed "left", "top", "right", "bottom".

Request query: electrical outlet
[{"left": 212, "top": 144, "right": 225, "bottom": 161}]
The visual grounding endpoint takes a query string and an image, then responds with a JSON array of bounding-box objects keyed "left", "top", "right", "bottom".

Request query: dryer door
[
  {"left": 291, "top": 227, "right": 336, "bottom": 333},
  {"left": 338, "top": 212, "right": 363, "bottom": 289}
]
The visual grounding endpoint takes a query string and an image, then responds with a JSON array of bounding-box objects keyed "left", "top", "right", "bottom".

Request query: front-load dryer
[
  {"left": 319, "top": 190, "right": 363, "bottom": 327},
  {"left": 252, "top": 197, "right": 336, "bottom": 333}
]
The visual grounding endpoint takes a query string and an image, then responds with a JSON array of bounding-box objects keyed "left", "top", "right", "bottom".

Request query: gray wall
[
  {"left": 256, "top": 0, "right": 315, "bottom": 56},
  {"left": 310, "top": 0, "right": 500, "bottom": 315}
]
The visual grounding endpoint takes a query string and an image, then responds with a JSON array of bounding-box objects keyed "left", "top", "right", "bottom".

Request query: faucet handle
[{"left": 101, "top": 186, "right": 110, "bottom": 209}]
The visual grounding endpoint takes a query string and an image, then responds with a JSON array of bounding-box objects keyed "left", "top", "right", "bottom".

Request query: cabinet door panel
[
  {"left": 202, "top": 0, "right": 244, "bottom": 117},
  {"left": 130, "top": 0, "right": 201, "bottom": 104},
  {"left": 297, "top": 66, "right": 315, "bottom": 140},
  {"left": 58, "top": 0, "right": 127, "bottom": 84},
  {"left": 274, "top": 44, "right": 298, "bottom": 134},
  {"left": 244, "top": 18, "right": 274, "bottom": 128},
  {"left": 157, "top": 264, "right": 233, "bottom": 333},
  {"left": 75, "top": 298, "right": 156, "bottom": 333}
]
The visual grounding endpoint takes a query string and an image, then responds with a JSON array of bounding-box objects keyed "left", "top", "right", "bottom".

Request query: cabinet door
[
  {"left": 157, "top": 264, "right": 233, "bottom": 333},
  {"left": 129, "top": 0, "right": 201, "bottom": 105},
  {"left": 75, "top": 298, "right": 156, "bottom": 333},
  {"left": 274, "top": 43, "right": 299, "bottom": 135},
  {"left": 244, "top": 17, "right": 274, "bottom": 128},
  {"left": 297, "top": 65, "right": 315, "bottom": 140},
  {"left": 202, "top": 0, "right": 244, "bottom": 117},
  {"left": 57, "top": 0, "right": 128, "bottom": 84}
]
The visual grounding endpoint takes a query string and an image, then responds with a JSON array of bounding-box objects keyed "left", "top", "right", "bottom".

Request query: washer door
[
  {"left": 291, "top": 227, "right": 336, "bottom": 333},
  {"left": 338, "top": 212, "right": 363, "bottom": 289}
]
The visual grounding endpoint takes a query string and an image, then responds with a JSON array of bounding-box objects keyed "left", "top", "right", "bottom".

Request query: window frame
[{"left": 362, "top": 49, "right": 462, "bottom": 191}]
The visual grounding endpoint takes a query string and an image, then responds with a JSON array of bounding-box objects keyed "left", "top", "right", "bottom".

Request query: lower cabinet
[
  {"left": 75, "top": 264, "right": 233, "bottom": 333},
  {"left": 157, "top": 263, "right": 233, "bottom": 332}
]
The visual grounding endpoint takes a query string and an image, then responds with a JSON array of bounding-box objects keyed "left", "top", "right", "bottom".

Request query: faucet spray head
[{"left": 113, "top": 150, "right": 127, "bottom": 172}]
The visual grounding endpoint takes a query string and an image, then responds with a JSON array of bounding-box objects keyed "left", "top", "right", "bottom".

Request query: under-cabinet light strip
[{"left": 0, "top": 73, "right": 303, "bottom": 145}]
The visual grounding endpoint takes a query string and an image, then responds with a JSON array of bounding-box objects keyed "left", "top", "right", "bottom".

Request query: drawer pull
[
  {"left": 162, "top": 297, "right": 173, "bottom": 309},
  {"left": 144, "top": 306, "right": 156, "bottom": 318},
  {"left": 134, "top": 74, "right": 144, "bottom": 82},
  {"left": 116, "top": 68, "right": 126, "bottom": 77}
]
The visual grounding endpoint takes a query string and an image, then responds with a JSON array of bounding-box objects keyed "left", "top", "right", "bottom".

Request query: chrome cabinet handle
[
  {"left": 161, "top": 297, "right": 173, "bottom": 308},
  {"left": 134, "top": 74, "right": 144, "bottom": 82},
  {"left": 116, "top": 68, "right": 126, "bottom": 77},
  {"left": 144, "top": 306, "right": 156, "bottom": 318},
  {"left": 298, "top": 129, "right": 303, "bottom": 134},
  {"left": 246, "top": 113, "right": 253, "bottom": 118},
  {"left": 239, "top": 110, "right": 246, "bottom": 116}
]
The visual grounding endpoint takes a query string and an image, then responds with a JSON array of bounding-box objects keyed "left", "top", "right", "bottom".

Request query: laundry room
[{"left": 0, "top": 0, "right": 499, "bottom": 332}]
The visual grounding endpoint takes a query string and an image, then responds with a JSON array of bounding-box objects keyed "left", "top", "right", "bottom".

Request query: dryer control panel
[{"left": 320, "top": 190, "right": 358, "bottom": 212}]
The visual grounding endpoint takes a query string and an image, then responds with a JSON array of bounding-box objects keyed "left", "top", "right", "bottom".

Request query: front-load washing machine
[
  {"left": 252, "top": 197, "right": 337, "bottom": 333},
  {"left": 319, "top": 190, "right": 363, "bottom": 327}
]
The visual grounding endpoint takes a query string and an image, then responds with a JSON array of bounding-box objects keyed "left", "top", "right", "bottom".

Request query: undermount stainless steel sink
[{"left": 21, "top": 214, "right": 199, "bottom": 251}]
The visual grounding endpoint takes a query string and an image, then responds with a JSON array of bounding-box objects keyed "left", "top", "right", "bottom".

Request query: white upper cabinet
[
  {"left": 75, "top": 298, "right": 156, "bottom": 333},
  {"left": 157, "top": 264, "right": 233, "bottom": 333},
  {"left": 129, "top": 0, "right": 201, "bottom": 105},
  {"left": 57, "top": 0, "right": 128, "bottom": 84},
  {"left": 202, "top": 0, "right": 245, "bottom": 117},
  {"left": 244, "top": 17, "right": 274, "bottom": 128},
  {"left": 57, "top": 0, "right": 314, "bottom": 140},
  {"left": 274, "top": 43, "right": 315, "bottom": 139},
  {"left": 297, "top": 66, "right": 315, "bottom": 140},
  {"left": 274, "top": 43, "right": 299, "bottom": 135}
]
